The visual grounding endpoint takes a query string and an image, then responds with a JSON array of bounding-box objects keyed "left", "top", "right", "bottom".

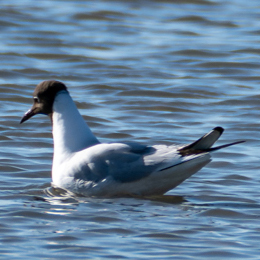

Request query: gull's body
[{"left": 21, "top": 81, "right": 243, "bottom": 197}]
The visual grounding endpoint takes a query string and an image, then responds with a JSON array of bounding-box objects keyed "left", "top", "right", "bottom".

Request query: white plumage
[{"left": 21, "top": 81, "right": 243, "bottom": 197}]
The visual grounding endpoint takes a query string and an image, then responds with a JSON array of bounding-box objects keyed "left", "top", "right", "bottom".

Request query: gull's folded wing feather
[
  {"left": 66, "top": 127, "right": 243, "bottom": 189},
  {"left": 70, "top": 143, "right": 191, "bottom": 184}
]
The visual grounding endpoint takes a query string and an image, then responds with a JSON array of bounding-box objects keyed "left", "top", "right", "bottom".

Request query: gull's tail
[{"left": 179, "top": 127, "right": 245, "bottom": 156}]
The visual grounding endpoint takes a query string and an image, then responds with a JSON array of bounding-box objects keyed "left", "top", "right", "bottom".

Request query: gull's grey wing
[
  {"left": 71, "top": 127, "right": 244, "bottom": 185},
  {"left": 71, "top": 142, "right": 184, "bottom": 183}
]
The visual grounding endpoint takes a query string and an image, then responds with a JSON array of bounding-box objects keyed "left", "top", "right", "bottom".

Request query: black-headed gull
[{"left": 20, "top": 81, "right": 243, "bottom": 197}]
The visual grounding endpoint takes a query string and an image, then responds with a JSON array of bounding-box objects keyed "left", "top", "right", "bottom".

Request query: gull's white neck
[{"left": 52, "top": 91, "right": 99, "bottom": 167}]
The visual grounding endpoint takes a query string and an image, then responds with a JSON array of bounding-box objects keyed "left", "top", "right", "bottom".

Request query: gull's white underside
[{"left": 50, "top": 91, "right": 212, "bottom": 197}]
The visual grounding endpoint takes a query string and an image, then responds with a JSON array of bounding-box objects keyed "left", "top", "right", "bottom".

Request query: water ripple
[{"left": 0, "top": 0, "right": 260, "bottom": 259}]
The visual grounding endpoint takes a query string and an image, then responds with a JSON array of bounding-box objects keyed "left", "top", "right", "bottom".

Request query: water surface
[{"left": 0, "top": 0, "right": 260, "bottom": 259}]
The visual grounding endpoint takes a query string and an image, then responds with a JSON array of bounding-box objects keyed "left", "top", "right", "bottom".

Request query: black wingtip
[
  {"left": 213, "top": 126, "right": 224, "bottom": 135},
  {"left": 209, "top": 140, "right": 245, "bottom": 152},
  {"left": 179, "top": 126, "right": 244, "bottom": 156}
]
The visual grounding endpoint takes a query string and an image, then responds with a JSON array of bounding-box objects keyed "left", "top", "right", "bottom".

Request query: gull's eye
[{"left": 33, "top": 97, "right": 40, "bottom": 103}]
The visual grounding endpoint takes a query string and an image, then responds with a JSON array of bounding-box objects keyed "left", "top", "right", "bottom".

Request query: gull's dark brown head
[{"left": 20, "top": 80, "right": 68, "bottom": 123}]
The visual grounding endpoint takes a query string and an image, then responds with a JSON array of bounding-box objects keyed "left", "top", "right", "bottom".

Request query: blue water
[{"left": 0, "top": 0, "right": 260, "bottom": 259}]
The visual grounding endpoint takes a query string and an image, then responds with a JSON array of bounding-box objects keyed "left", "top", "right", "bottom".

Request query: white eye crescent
[{"left": 33, "top": 96, "right": 40, "bottom": 103}]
